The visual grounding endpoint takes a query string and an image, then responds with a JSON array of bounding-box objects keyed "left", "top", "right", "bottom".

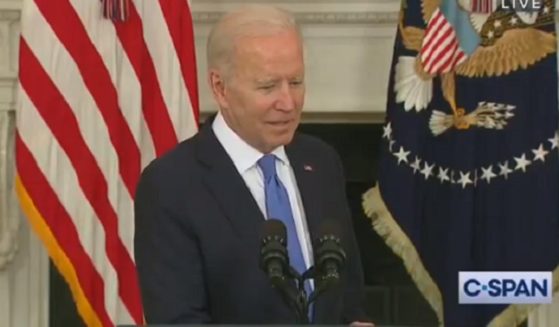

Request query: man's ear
[{"left": 208, "top": 69, "right": 229, "bottom": 109}]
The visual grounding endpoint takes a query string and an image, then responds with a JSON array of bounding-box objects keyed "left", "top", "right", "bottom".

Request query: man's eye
[
  {"left": 259, "top": 85, "right": 275, "bottom": 90},
  {"left": 290, "top": 81, "right": 303, "bottom": 86}
]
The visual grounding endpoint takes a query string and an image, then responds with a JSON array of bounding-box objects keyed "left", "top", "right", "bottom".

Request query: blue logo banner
[{"left": 459, "top": 272, "right": 552, "bottom": 304}]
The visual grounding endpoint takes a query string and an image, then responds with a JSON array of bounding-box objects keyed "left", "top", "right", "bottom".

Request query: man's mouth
[{"left": 267, "top": 119, "right": 292, "bottom": 126}]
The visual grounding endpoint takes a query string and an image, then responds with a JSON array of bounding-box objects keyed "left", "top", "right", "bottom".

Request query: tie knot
[{"left": 258, "top": 154, "right": 277, "bottom": 181}]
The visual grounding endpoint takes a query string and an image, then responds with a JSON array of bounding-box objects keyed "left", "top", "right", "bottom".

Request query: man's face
[{"left": 212, "top": 28, "right": 305, "bottom": 153}]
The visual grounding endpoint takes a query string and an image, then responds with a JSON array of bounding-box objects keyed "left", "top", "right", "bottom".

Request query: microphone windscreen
[{"left": 261, "top": 219, "right": 287, "bottom": 241}]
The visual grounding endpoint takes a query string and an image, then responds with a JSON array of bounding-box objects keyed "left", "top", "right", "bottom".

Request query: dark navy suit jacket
[{"left": 134, "top": 121, "right": 369, "bottom": 324}]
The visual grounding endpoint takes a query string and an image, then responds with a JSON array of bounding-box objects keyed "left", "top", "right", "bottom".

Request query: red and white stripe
[
  {"left": 472, "top": 0, "right": 494, "bottom": 13},
  {"left": 420, "top": 8, "right": 467, "bottom": 75},
  {"left": 16, "top": 0, "right": 199, "bottom": 326}
]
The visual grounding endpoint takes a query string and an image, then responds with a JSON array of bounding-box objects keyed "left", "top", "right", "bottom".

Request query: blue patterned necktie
[{"left": 258, "top": 154, "right": 313, "bottom": 319}]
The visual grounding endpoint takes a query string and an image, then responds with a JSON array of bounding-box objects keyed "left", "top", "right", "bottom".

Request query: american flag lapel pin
[{"left": 303, "top": 164, "right": 313, "bottom": 172}]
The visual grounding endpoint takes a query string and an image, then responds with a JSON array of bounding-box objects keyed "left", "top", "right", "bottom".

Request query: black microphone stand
[
  {"left": 284, "top": 265, "right": 338, "bottom": 324},
  {"left": 279, "top": 266, "right": 308, "bottom": 324},
  {"left": 292, "top": 261, "right": 344, "bottom": 324}
]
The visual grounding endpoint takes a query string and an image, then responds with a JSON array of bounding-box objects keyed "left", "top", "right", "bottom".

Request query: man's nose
[{"left": 276, "top": 82, "right": 296, "bottom": 111}]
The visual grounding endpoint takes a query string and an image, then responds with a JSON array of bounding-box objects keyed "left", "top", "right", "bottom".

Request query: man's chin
[
  {"left": 264, "top": 133, "right": 295, "bottom": 151},
  {"left": 277, "top": 133, "right": 296, "bottom": 147}
]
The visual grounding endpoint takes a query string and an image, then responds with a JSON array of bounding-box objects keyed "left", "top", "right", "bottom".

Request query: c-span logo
[{"left": 459, "top": 272, "right": 552, "bottom": 304}]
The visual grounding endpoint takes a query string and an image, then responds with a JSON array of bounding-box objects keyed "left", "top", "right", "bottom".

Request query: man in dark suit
[{"left": 134, "top": 5, "right": 373, "bottom": 326}]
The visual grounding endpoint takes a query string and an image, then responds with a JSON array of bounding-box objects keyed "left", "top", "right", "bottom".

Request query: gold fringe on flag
[
  {"left": 362, "top": 185, "right": 444, "bottom": 326},
  {"left": 363, "top": 185, "right": 559, "bottom": 327}
]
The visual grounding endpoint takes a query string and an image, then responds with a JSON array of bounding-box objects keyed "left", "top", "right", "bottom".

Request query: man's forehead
[{"left": 233, "top": 34, "right": 302, "bottom": 59}]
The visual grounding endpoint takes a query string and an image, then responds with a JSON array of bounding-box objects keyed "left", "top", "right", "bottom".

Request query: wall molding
[
  {"left": 0, "top": 7, "right": 401, "bottom": 24},
  {"left": 193, "top": 11, "right": 398, "bottom": 25},
  {"left": 201, "top": 110, "right": 386, "bottom": 124},
  {"left": 0, "top": 78, "right": 16, "bottom": 112},
  {"left": 0, "top": 9, "right": 18, "bottom": 20},
  {"left": 0, "top": 110, "right": 18, "bottom": 270},
  {"left": 0, "top": 0, "right": 20, "bottom": 11}
]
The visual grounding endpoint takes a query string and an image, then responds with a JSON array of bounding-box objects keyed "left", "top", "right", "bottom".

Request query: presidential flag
[
  {"left": 15, "top": 0, "right": 199, "bottom": 326},
  {"left": 363, "top": 0, "right": 559, "bottom": 325}
]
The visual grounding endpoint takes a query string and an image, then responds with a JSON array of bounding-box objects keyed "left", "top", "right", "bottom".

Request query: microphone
[
  {"left": 313, "top": 220, "right": 346, "bottom": 291},
  {"left": 259, "top": 219, "right": 289, "bottom": 286},
  {"left": 259, "top": 219, "right": 307, "bottom": 323}
]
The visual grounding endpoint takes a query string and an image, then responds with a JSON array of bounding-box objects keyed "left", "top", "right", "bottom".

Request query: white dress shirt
[{"left": 212, "top": 112, "right": 315, "bottom": 277}]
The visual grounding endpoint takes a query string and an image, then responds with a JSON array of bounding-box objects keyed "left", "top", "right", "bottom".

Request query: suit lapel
[
  {"left": 286, "top": 136, "right": 324, "bottom": 244},
  {"left": 195, "top": 123, "right": 264, "bottom": 248},
  {"left": 286, "top": 136, "right": 331, "bottom": 323}
]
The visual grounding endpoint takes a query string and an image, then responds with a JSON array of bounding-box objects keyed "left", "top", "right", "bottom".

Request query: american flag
[
  {"left": 15, "top": 0, "right": 199, "bottom": 326},
  {"left": 369, "top": 0, "right": 559, "bottom": 325},
  {"left": 420, "top": 8, "right": 468, "bottom": 75}
]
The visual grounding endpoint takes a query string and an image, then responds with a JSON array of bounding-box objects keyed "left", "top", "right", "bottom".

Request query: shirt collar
[{"left": 212, "top": 112, "right": 290, "bottom": 173}]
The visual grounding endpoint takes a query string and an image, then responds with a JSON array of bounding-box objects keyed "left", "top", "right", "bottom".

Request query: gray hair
[{"left": 206, "top": 5, "right": 301, "bottom": 77}]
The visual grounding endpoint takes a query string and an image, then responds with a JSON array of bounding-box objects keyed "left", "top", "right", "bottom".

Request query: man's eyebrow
[
  {"left": 255, "top": 78, "right": 279, "bottom": 84},
  {"left": 255, "top": 75, "right": 304, "bottom": 83}
]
